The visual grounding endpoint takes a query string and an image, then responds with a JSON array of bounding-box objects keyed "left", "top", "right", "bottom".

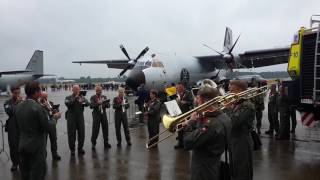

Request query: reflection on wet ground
[{"left": 0, "top": 90, "right": 320, "bottom": 180}]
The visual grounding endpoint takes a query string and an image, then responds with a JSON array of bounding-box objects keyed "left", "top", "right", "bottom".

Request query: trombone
[{"left": 146, "top": 85, "right": 268, "bottom": 149}]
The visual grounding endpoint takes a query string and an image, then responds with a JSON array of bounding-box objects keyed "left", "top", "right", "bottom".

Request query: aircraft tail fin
[
  {"left": 223, "top": 27, "right": 233, "bottom": 53},
  {"left": 25, "top": 50, "right": 43, "bottom": 75}
]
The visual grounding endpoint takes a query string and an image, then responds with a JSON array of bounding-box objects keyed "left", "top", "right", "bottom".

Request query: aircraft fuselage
[
  {"left": 125, "top": 54, "right": 223, "bottom": 90},
  {"left": 0, "top": 74, "right": 36, "bottom": 92}
]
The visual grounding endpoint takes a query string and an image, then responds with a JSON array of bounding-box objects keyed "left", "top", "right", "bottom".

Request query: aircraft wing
[
  {"left": 0, "top": 70, "right": 32, "bottom": 75},
  {"left": 72, "top": 60, "right": 130, "bottom": 69},
  {"left": 238, "top": 47, "right": 290, "bottom": 68},
  {"left": 196, "top": 47, "right": 290, "bottom": 69}
]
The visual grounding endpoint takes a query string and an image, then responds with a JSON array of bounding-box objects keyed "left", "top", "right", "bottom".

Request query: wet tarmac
[{"left": 0, "top": 90, "right": 320, "bottom": 180}]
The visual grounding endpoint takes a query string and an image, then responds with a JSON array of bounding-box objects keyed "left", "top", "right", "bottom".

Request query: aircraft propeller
[
  {"left": 118, "top": 45, "right": 149, "bottom": 77},
  {"left": 203, "top": 34, "right": 247, "bottom": 71}
]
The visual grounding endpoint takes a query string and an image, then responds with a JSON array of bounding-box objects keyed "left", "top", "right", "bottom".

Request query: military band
[{"left": 2, "top": 80, "right": 275, "bottom": 180}]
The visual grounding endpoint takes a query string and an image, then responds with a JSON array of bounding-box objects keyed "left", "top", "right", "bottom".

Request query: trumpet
[
  {"left": 14, "top": 96, "right": 24, "bottom": 105},
  {"left": 40, "top": 99, "right": 60, "bottom": 115},
  {"left": 146, "top": 85, "right": 268, "bottom": 149}
]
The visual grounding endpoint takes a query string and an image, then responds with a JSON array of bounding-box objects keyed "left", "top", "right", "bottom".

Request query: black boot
[
  {"left": 78, "top": 149, "right": 85, "bottom": 156},
  {"left": 104, "top": 143, "right": 111, "bottom": 149},
  {"left": 265, "top": 130, "right": 274, "bottom": 135},
  {"left": 10, "top": 164, "right": 18, "bottom": 171},
  {"left": 174, "top": 143, "right": 184, "bottom": 149},
  {"left": 52, "top": 153, "right": 61, "bottom": 160},
  {"left": 71, "top": 150, "right": 75, "bottom": 156}
]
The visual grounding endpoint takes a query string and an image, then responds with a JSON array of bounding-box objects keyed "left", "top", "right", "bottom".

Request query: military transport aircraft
[
  {"left": 0, "top": 50, "right": 47, "bottom": 93},
  {"left": 73, "top": 27, "right": 290, "bottom": 90}
]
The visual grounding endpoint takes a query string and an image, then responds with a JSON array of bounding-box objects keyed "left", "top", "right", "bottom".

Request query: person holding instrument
[
  {"left": 144, "top": 89, "right": 161, "bottom": 149},
  {"left": 90, "top": 85, "right": 111, "bottom": 149},
  {"left": 226, "top": 80, "right": 255, "bottom": 180},
  {"left": 65, "top": 85, "right": 90, "bottom": 156},
  {"left": 4, "top": 86, "right": 23, "bottom": 171},
  {"left": 39, "top": 92, "right": 62, "bottom": 160},
  {"left": 174, "top": 83, "right": 193, "bottom": 149},
  {"left": 15, "top": 81, "right": 56, "bottom": 180},
  {"left": 183, "top": 86, "right": 232, "bottom": 180},
  {"left": 113, "top": 87, "right": 131, "bottom": 147},
  {"left": 265, "top": 84, "right": 279, "bottom": 135}
]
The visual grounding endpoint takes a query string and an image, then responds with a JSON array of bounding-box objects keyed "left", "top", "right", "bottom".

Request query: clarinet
[{"left": 121, "top": 97, "right": 126, "bottom": 113}]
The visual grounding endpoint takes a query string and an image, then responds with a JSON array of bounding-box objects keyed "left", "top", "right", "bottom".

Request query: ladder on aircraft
[{"left": 312, "top": 15, "right": 320, "bottom": 102}]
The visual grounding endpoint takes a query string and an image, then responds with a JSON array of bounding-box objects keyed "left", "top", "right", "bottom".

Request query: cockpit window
[
  {"left": 151, "top": 59, "right": 164, "bottom": 68},
  {"left": 145, "top": 61, "right": 152, "bottom": 67},
  {"left": 136, "top": 61, "right": 145, "bottom": 66}
]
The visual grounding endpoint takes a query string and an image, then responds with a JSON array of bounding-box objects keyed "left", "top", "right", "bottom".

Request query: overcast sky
[{"left": 0, "top": 0, "right": 319, "bottom": 78}]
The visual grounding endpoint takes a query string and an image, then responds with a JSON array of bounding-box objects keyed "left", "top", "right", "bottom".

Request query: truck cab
[{"left": 284, "top": 15, "right": 320, "bottom": 123}]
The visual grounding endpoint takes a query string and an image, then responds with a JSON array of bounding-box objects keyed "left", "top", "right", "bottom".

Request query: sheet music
[{"left": 164, "top": 100, "right": 182, "bottom": 117}]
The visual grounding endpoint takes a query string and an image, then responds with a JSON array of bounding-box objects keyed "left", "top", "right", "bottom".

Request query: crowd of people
[
  {"left": 3, "top": 79, "right": 298, "bottom": 180},
  {"left": 49, "top": 83, "right": 124, "bottom": 92}
]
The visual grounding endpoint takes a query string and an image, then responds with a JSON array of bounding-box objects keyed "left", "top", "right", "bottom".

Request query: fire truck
[{"left": 284, "top": 15, "right": 320, "bottom": 126}]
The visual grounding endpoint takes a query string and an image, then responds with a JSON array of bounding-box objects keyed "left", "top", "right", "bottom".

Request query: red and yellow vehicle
[{"left": 283, "top": 15, "right": 320, "bottom": 126}]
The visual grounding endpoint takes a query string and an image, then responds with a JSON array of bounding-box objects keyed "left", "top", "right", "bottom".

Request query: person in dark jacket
[
  {"left": 3, "top": 86, "right": 22, "bottom": 171},
  {"left": 251, "top": 93, "right": 265, "bottom": 135},
  {"left": 265, "top": 84, "right": 279, "bottom": 135},
  {"left": 183, "top": 86, "right": 231, "bottom": 180},
  {"left": 65, "top": 85, "right": 90, "bottom": 156},
  {"left": 90, "top": 85, "right": 111, "bottom": 149},
  {"left": 251, "top": 79, "right": 265, "bottom": 134},
  {"left": 276, "top": 84, "right": 291, "bottom": 140},
  {"left": 39, "top": 92, "right": 62, "bottom": 160},
  {"left": 15, "top": 81, "right": 57, "bottom": 180},
  {"left": 289, "top": 105, "right": 297, "bottom": 134},
  {"left": 226, "top": 80, "right": 255, "bottom": 180},
  {"left": 113, "top": 87, "right": 131, "bottom": 147},
  {"left": 175, "top": 83, "right": 194, "bottom": 149},
  {"left": 145, "top": 89, "right": 162, "bottom": 148},
  {"left": 135, "top": 84, "right": 149, "bottom": 123}
]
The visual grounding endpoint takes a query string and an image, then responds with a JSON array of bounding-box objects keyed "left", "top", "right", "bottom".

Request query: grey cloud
[{"left": 0, "top": 0, "right": 319, "bottom": 77}]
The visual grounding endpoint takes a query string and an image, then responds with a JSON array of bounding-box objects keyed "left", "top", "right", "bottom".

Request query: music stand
[{"left": 0, "top": 120, "right": 9, "bottom": 160}]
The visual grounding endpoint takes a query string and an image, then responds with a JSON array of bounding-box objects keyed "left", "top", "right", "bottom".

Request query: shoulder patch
[
  {"left": 201, "top": 127, "right": 208, "bottom": 132},
  {"left": 4, "top": 104, "right": 10, "bottom": 109}
]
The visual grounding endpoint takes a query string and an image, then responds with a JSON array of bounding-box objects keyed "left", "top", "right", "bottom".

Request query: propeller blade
[
  {"left": 119, "top": 44, "right": 131, "bottom": 60},
  {"left": 236, "top": 62, "right": 248, "bottom": 69},
  {"left": 228, "top": 34, "right": 241, "bottom": 54},
  {"left": 134, "top": 47, "right": 149, "bottom": 62},
  {"left": 202, "top": 44, "right": 224, "bottom": 56},
  {"left": 119, "top": 64, "right": 132, "bottom": 77}
]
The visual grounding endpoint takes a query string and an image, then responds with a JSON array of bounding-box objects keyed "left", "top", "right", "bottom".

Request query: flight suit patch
[{"left": 4, "top": 104, "right": 10, "bottom": 109}]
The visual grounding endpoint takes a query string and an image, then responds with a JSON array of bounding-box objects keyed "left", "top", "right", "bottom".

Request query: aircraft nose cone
[{"left": 125, "top": 70, "right": 146, "bottom": 90}]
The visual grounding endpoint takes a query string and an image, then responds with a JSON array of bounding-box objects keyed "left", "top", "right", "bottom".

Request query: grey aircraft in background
[
  {"left": 0, "top": 50, "right": 47, "bottom": 93},
  {"left": 73, "top": 27, "right": 290, "bottom": 90}
]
